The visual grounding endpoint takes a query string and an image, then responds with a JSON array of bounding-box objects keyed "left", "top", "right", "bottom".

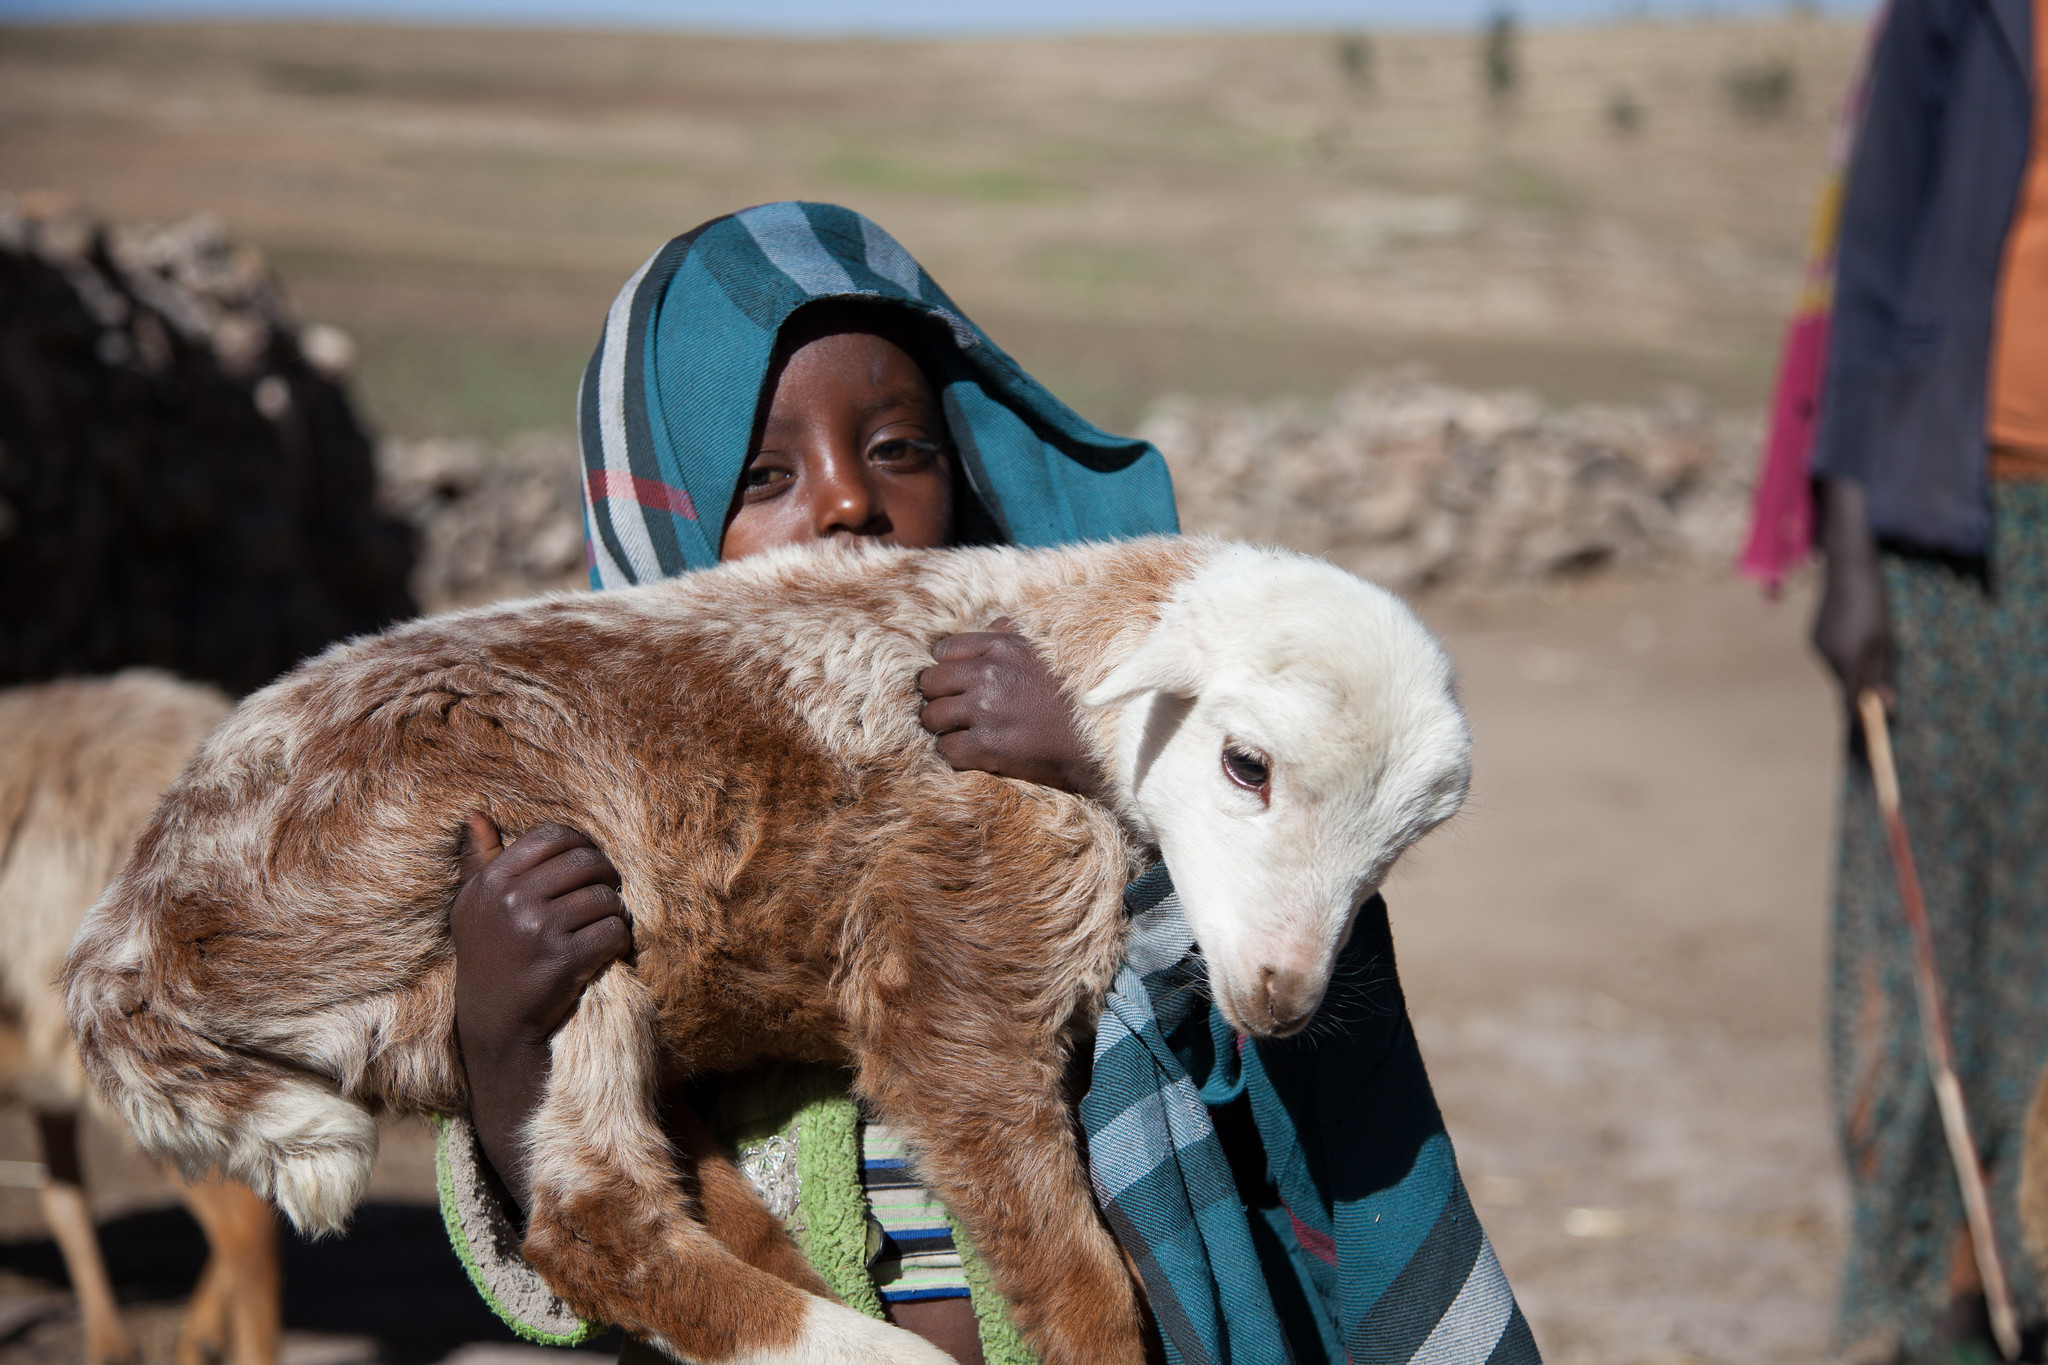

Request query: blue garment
[
  {"left": 577, "top": 200, "right": 1178, "bottom": 582},
  {"left": 1811, "top": 0, "right": 2035, "bottom": 558},
  {"left": 1085, "top": 868, "right": 1539, "bottom": 1365}
]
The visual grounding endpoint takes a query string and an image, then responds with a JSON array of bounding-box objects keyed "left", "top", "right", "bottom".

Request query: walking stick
[{"left": 1859, "top": 689, "right": 2022, "bottom": 1361}]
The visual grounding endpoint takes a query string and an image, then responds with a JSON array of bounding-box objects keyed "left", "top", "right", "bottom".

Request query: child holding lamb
[{"left": 438, "top": 202, "right": 1540, "bottom": 1365}]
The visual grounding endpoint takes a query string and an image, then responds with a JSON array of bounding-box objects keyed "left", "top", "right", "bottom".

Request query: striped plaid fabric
[
  {"left": 1082, "top": 867, "right": 1541, "bottom": 1365},
  {"left": 576, "top": 201, "right": 1179, "bottom": 583},
  {"left": 860, "top": 1120, "right": 972, "bottom": 1304}
]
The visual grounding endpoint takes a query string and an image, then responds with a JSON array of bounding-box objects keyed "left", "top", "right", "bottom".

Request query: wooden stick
[{"left": 1859, "top": 689, "right": 2021, "bottom": 1361}]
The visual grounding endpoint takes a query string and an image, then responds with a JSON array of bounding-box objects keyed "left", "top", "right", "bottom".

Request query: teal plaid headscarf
[{"left": 577, "top": 201, "right": 1179, "bottom": 585}]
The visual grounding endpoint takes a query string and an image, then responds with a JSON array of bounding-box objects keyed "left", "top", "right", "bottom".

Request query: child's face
[{"left": 720, "top": 323, "right": 955, "bottom": 561}]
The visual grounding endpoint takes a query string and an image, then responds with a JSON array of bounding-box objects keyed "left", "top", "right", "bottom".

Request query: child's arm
[
  {"left": 917, "top": 620, "right": 1106, "bottom": 800},
  {"left": 452, "top": 813, "right": 631, "bottom": 1209}
]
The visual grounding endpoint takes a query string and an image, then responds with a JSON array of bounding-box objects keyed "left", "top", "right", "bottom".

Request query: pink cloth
[
  {"left": 1740, "top": 310, "right": 1828, "bottom": 592},
  {"left": 1738, "top": 4, "right": 1888, "bottom": 594}
]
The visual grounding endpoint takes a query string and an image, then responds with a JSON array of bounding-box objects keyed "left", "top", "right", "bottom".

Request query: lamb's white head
[{"left": 1083, "top": 546, "right": 1469, "bottom": 1040}]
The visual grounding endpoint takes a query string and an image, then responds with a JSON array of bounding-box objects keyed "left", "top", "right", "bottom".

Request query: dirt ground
[
  {"left": 0, "top": 567, "right": 1848, "bottom": 1365},
  {"left": 1399, "top": 570, "right": 1844, "bottom": 1364}
]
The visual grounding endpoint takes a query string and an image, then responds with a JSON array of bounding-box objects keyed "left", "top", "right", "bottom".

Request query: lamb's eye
[{"left": 1222, "top": 746, "right": 1271, "bottom": 796}]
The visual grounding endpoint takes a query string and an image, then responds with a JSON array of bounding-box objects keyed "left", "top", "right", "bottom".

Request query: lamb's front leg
[
  {"left": 855, "top": 1033, "right": 1144, "bottom": 1365},
  {"left": 520, "top": 969, "right": 955, "bottom": 1365}
]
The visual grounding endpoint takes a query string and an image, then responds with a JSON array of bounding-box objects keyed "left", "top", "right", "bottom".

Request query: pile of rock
[
  {"left": 377, "top": 433, "right": 588, "bottom": 610},
  {"left": 0, "top": 197, "right": 1764, "bottom": 671},
  {"left": 1141, "top": 373, "right": 1758, "bottom": 592},
  {"left": 374, "top": 375, "right": 1762, "bottom": 606},
  {"left": 0, "top": 194, "right": 415, "bottom": 695}
]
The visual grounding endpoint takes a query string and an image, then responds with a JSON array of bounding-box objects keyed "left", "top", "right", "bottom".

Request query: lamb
[
  {"left": 63, "top": 536, "right": 1471, "bottom": 1365},
  {"left": 2, "top": 671, "right": 279, "bottom": 1365}
]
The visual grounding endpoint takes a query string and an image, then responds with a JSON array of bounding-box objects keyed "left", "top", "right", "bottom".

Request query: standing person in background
[{"left": 1799, "top": 0, "right": 2048, "bottom": 1360}]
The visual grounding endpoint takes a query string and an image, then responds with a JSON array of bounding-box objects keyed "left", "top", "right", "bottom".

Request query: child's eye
[
  {"left": 742, "top": 464, "right": 792, "bottom": 491},
  {"left": 871, "top": 438, "right": 940, "bottom": 469}
]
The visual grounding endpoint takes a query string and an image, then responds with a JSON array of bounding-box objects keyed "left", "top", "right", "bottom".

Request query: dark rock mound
[{"left": 0, "top": 197, "right": 416, "bottom": 696}]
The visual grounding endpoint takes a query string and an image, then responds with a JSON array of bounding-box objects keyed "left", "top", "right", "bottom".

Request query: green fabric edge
[
  {"left": 433, "top": 1114, "right": 600, "bottom": 1348},
  {"left": 950, "top": 1210, "right": 1041, "bottom": 1365},
  {"left": 791, "top": 1082, "right": 886, "bottom": 1320},
  {"left": 435, "top": 1081, "right": 1040, "bottom": 1364},
  {"left": 717, "top": 1066, "right": 1040, "bottom": 1363},
  {"left": 782, "top": 1071, "right": 1039, "bottom": 1363}
]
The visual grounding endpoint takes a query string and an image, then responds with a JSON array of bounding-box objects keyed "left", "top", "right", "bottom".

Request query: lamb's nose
[{"left": 1260, "top": 967, "right": 1316, "bottom": 1036}]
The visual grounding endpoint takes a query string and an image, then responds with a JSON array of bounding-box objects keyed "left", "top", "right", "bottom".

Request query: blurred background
[{"left": 0, "top": 4, "right": 1863, "bottom": 1363}]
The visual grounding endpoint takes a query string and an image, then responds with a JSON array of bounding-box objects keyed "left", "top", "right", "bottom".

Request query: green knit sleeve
[
  {"left": 789, "top": 1079, "right": 887, "bottom": 1319},
  {"left": 952, "top": 1212, "right": 1042, "bottom": 1365},
  {"left": 434, "top": 1114, "right": 600, "bottom": 1347}
]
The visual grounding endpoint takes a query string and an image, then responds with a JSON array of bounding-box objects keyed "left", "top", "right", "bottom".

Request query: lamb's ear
[{"left": 1081, "top": 621, "right": 1205, "bottom": 709}]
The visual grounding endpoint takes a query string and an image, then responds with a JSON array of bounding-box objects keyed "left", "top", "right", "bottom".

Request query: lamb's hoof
[
  {"left": 83, "top": 1330, "right": 143, "bottom": 1365},
  {"left": 777, "top": 1298, "right": 961, "bottom": 1365}
]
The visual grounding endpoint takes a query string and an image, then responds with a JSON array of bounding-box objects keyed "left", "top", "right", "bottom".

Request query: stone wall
[
  {"left": 1143, "top": 373, "right": 1757, "bottom": 592},
  {"left": 378, "top": 375, "right": 1761, "bottom": 608},
  {"left": 376, "top": 434, "right": 586, "bottom": 612}
]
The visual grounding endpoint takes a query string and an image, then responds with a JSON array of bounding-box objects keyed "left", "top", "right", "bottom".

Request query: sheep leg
[
  {"left": 856, "top": 1045, "right": 1144, "bottom": 1365},
  {"left": 175, "top": 1250, "right": 231, "bottom": 1365},
  {"left": 518, "top": 967, "right": 953, "bottom": 1365},
  {"left": 663, "top": 1100, "right": 833, "bottom": 1295},
  {"left": 34, "top": 1111, "right": 139, "bottom": 1365},
  {"left": 169, "top": 1175, "right": 280, "bottom": 1365}
]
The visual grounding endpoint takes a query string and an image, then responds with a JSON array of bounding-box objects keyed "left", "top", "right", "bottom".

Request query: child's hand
[
  {"left": 917, "top": 620, "right": 1107, "bottom": 802},
  {"left": 452, "top": 813, "right": 631, "bottom": 1210}
]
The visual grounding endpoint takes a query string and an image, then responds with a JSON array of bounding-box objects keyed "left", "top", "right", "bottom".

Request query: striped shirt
[{"left": 859, "top": 1118, "right": 971, "bottom": 1303}]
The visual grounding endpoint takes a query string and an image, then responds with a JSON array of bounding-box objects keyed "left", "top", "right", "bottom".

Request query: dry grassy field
[{"left": 1, "top": 16, "right": 1858, "bottom": 436}]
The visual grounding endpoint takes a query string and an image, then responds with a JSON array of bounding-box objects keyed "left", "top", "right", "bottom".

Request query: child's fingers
[
  {"left": 920, "top": 694, "right": 974, "bottom": 736},
  {"left": 489, "top": 823, "right": 601, "bottom": 879},
  {"left": 543, "top": 914, "right": 631, "bottom": 1026},
  {"left": 566, "top": 915, "right": 632, "bottom": 985},
  {"left": 522, "top": 844, "right": 624, "bottom": 901},
  {"left": 457, "top": 811, "right": 504, "bottom": 882},
  {"left": 923, "top": 638, "right": 1035, "bottom": 698},
  {"left": 548, "top": 881, "right": 631, "bottom": 935},
  {"left": 934, "top": 728, "right": 987, "bottom": 772},
  {"left": 917, "top": 658, "right": 977, "bottom": 699},
  {"left": 929, "top": 630, "right": 1012, "bottom": 663}
]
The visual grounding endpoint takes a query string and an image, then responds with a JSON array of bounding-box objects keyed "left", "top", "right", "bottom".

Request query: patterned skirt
[{"left": 1831, "top": 479, "right": 2048, "bottom": 1358}]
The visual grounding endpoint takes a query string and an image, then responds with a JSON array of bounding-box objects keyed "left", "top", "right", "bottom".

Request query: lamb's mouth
[{"left": 1217, "top": 982, "right": 1323, "bottom": 1041}]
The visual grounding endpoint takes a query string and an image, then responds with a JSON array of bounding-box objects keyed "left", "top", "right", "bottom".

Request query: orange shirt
[{"left": 1989, "top": 0, "right": 2048, "bottom": 475}]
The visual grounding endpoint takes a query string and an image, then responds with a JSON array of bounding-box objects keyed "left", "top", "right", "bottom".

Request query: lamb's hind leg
[
  {"left": 520, "top": 968, "right": 953, "bottom": 1365},
  {"left": 664, "top": 1101, "right": 831, "bottom": 1296},
  {"left": 856, "top": 1039, "right": 1143, "bottom": 1365}
]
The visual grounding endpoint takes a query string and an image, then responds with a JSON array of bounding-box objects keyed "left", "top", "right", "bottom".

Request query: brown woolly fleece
[{"left": 65, "top": 539, "right": 1211, "bottom": 1365}]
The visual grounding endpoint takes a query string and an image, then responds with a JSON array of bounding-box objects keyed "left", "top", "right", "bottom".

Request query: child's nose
[{"left": 811, "top": 448, "right": 890, "bottom": 540}]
